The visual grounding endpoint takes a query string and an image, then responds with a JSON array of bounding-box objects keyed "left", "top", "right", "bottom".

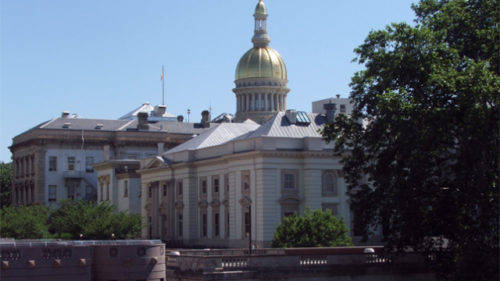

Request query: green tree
[
  {"left": 0, "top": 162, "right": 12, "bottom": 208},
  {"left": 271, "top": 209, "right": 352, "bottom": 248},
  {"left": 0, "top": 205, "right": 51, "bottom": 239},
  {"left": 48, "top": 200, "right": 141, "bottom": 239},
  {"left": 321, "top": 0, "right": 498, "bottom": 280}
]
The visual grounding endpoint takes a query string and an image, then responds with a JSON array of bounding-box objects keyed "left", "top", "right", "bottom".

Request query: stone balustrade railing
[{"left": 167, "top": 246, "right": 425, "bottom": 273}]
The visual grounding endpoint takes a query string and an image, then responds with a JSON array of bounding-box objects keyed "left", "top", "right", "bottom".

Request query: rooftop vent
[
  {"left": 95, "top": 124, "right": 103, "bottom": 130},
  {"left": 285, "top": 109, "right": 297, "bottom": 124},
  {"left": 62, "top": 122, "right": 71, "bottom": 129},
  {"left": 137, "top": 112, "right": 149, "bottom": 130},
  {"left": 201, "top": 110, "right": 211, "bottom": 128},
  {"left": 155, "top": 105, "right": 166, "bottom": 116},
  {"left": 61, "top": 111, "right": 70, "bottom": 118}
]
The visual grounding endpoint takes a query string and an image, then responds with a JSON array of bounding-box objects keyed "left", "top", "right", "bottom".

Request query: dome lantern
[
  {"left": 252, "top": 0, "right": 270, "bottom": 48},
  {"left": 233, "top": 0, "right": 290, "bottom": 124}
]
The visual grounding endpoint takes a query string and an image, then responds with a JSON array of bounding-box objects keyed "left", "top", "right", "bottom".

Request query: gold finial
[{"left": 255, "top": 0, "right": 267, "bottom": 15}]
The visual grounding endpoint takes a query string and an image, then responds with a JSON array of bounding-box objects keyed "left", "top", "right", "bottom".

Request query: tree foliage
[
  {"left": 0, "top": 162, "right": 12, "bottom": 208},
  {"left": 321, "top": 0, "right": 498, "bottom": 280},
  {"left": 0, "top": 205, "right": 50, "bottom": 239},
  {"left": 271, "top": 209, "right": 353, "bottom": 248},
  {"left": 48, "top": 200, "right": 142, "bottom": 240},
  {"left": 0, "top": 200, "right": 141, "bottom": 240}
]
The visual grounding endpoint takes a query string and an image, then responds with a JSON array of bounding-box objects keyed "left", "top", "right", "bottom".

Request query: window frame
[
  {"left": 322, "top": 170, "right": 338, "bottom": 196},
  {"left": 67, "top": 156, "right": 75, "bottom": 171},
  {"left": 281, "top": 170, "right": 298, "bottom": 191},
  {"left": 48, "top": 185, "right": 57, "bottom": 202},
  {"left": 48, "top": 156, "right": 57, "bottom": 172}
]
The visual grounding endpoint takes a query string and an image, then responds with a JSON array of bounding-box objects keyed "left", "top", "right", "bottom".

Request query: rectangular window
[
  {"left": 283, "top": 174, "right": 295, "bottom": 189},
  {"left": 67, "top": 157, "right": 75, "bottom": 171},
  {"left": 213, "top": 176, "right": 219, "bottom": 194},
  {"left": 178, "top": 213, "right": 183, "bottom": 237},
  {"left": 85, "top": 156, "right": 94, "bottom": 173},
  {"left": 177, "top": 181, "right": 183, "bottom": 196},
  {"left": 201, "top": 213, "right": 207, "bottom": 237},
  {"left": 49, "top": 156, "right": 57, "bottom": 171},
  {"left": 48, "top": 185, "right": 57, "bottom": 202},
  {"left": 148, "top": 185, "right": 152, "bottom": 198},
  {"left": 124, "top": 180, "right": 128, "bottom": 198},
  {"left": 201, "top": 177, "right": 207, "bottom": 195},
  {"left": 244, "top": 211, "right": 251, "bottom": 237},
  {"left": 340, "top": 104, "right": 346, "bottom": 113},
  {"left": 163, "top": 184, "right": 167, "bottom": 197},
  {"left": 225, "top": 211, "right": 230, "bottom": 238},
  {"left": 67, "top": 185, "right": 75, "bottom": 200},
  {"left": 214, "top": 213, "right": 220, "bottom": 237},
  {"left": 281, "top": 170, "right": 297, "bottom": 190},
  {"left": 242, "top": 171, "right": 250, "bottom": 192}
]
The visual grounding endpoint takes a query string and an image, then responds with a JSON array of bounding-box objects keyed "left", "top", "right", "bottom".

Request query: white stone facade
[{"left": 139, "top": 113, "right": 354, "bottom": 247}]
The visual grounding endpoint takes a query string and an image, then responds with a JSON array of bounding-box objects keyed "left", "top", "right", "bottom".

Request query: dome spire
[{"left": 252, "top": 0, "right": 270, "bottom": 47}]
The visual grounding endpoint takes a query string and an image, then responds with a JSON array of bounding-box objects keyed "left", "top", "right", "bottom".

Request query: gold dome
[{"left": 235, "top": 47, "right": 287, "bottom": 80}]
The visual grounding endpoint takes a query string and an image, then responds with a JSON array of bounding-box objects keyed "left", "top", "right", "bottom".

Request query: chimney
[
  {"left": 61, "top": 111, "right": 70, "bottom": 118},
  {"left": 285, "top": 109, "right": 297, "bottom": 124},
  {"left": 324, "top": 102, "right": 336, "bottom": 122},
  {"left": 336, "top": 94, "right": 340, "bottom": 99},
  {"left": 103, "top": 145, "right": 110, "bottom": 161},
  {"left": 155, "top": 105, "right": 166, "bottom": 117},
  {"left": 177, "top": 115, "right": 184, "bottom": 122},
  {"left": 201, "top": 110, "right": 211, "bottom": 128},
  {"left": 137, "top": 112, "right": 149, "bottom": 130},
  {"left": 157, "top": 142, "right": 165, "bottom": 154}
]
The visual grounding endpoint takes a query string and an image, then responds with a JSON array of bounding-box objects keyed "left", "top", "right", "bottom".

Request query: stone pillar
[{"left": 271, "top": 94, "right": 275, "bottom": 111}]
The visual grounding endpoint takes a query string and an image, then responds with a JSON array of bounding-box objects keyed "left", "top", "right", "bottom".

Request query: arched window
[{"left": 322, "top": 171, "right": 337, "bottom": 196}]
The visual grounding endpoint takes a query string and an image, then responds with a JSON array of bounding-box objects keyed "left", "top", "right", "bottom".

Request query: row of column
[
  {"left": 237, "top": 93, "right": 285, "bottom": 112},
  {"left": 13, "top": 183, "right": 34, "bottom": 205}
]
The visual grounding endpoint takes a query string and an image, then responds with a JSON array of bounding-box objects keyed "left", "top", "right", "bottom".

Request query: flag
[{"left": 161, "top": 65, "right": 164, "bottom": 80}]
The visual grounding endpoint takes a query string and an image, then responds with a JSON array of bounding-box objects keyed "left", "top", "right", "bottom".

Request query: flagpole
[{"left": 161, "top": 65, "right": 165, "bottom": 105}]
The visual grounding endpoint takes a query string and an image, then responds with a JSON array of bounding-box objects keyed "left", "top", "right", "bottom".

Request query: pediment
[
  {"left": 278, "top": 194, "right": 300, "bottom": 205},
  {"left": 144, "top": 156, "right": 166, "bottom": 169},
  {"left": 198, "top": 200, "right": 208, "bottom": 209},
  {"left": 239, "top": 195, "right": 252, "bottom": 206},
  {"left": 211, "top": 199, "right": 221, "bottom": 208},
  {"left": 174, "top": 200, "right": 184, "bottom": 210}
]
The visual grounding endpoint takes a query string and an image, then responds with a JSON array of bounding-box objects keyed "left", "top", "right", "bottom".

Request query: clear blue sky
[{"left": 0, "top": 0, "right": 417, "bottom": 163}]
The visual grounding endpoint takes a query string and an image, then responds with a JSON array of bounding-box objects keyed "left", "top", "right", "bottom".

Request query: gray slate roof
[
  {"left": 243, "top": 112, "right": 326, "bottom": 139},
  {"left": 165, "top": 112, "right": 327, "bottom": 154},
  {"left": 166, "top": 120, "right": 260, "bottom": 154},
  {"left": 34, "top": 117, "right": 208, "bottom": 135}
]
